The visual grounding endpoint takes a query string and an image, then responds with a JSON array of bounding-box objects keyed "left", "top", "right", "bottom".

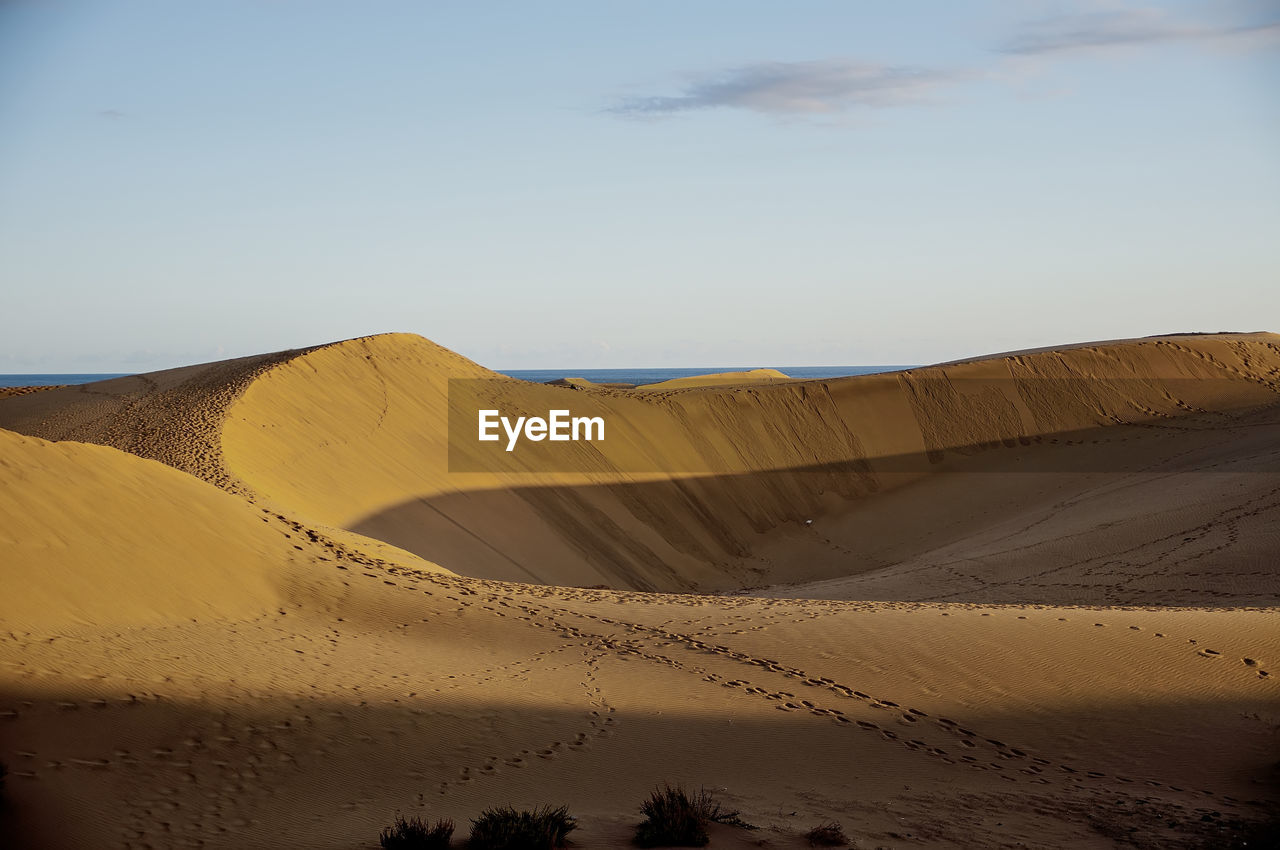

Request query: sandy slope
[
  {"left": 0, "top": 426, "right": 450, "bottom": 631},
  {"left": 1, "top": 332, "right": 1278, "bottom": 848},
  {"left": 1, "top": 546, "right": 1276, "bottom": 848},
  {"left": 0, "top": 428, "right": 288, "bottom": 630}
]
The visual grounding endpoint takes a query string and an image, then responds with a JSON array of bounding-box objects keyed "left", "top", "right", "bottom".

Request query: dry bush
[
  {"left": 468, "top": 804, "right": 576, "bottom": 850},
  {"left": 805, "top": 820, "right": 850, "bottom": 846},
  {"left": 379, "top": 813, "right": 454, "bottom": 849},
  {"left": 634, "top": 784, "right": 752, "bottom": 847}
]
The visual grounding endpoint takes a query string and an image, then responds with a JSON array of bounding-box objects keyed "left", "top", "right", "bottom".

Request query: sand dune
[
  {"left": 0, "top": 428, "right": 286, "bottom": 630},
  {"left": 1, "top": 332, "right": 1278, "bottom": 848},
  {"left": 0, "top": 387, "right": 66, "bottom": 401},
  {"left": 3, "top": 332, "right": 1276, "bottom": 599},
  {"left": 0, "top": 427, "right": 447, "bottom": 632},
  {"left": 636, "top": 367, "right": 791, "bottom": 390},
  {"left": 230, "top": 332, "right": 1280, "bottom": 597},
  {"left": 0, "top": 348, "right": 319, "bottom": 494},
  {"left": 14, "top": 330, "right": 1262, "bottom": 597}
]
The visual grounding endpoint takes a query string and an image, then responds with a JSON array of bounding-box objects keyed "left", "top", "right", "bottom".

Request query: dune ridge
[
  {"left": 0, "top": 424, "right": 454, "bottom": 633},
  {"left": 214, "top": 332, "right": 1280, "bottom": 594},
  {"left": 3, "top": 332, "right": 1278, "bottom": 596},
  {"left": 0, "top": 427, "right": 289, "bottom": 630},
  {"left": 0, "top": 347, "right": 322, "bottom": 493}
]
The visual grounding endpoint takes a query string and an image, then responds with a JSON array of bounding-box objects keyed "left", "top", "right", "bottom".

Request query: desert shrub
[
  {"left": 805, "top": 820, "right": 849, "bottom": 846},
  {"left": 468, "top": 804, "right": 576, "bottom": 850},
  {"left": 380, "top": 813, "right": 454, "bottom": 849},
  {"left": 634, "top": 784, "right": 751, "bottom": 847}
]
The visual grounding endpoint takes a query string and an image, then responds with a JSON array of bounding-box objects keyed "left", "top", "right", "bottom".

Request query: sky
[{"left": 1, "top": 1, "right": 1278, "bottom": 372}]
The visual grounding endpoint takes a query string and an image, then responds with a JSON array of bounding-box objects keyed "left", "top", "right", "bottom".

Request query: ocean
[
  {"left": 0, "top": 366, "right": 914, "bottom": 389},
  {"left": 0, "top": 373, "right": 131, "bottom": 388},
  {"left": 500, "top": 366, "right": 914, "bottom": 385}
]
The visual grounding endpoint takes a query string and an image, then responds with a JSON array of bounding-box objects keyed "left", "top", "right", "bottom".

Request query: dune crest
[
  {"left": 210, "top": 331, "right": 1280, "bottom": 595},
  {"left": 0, "top": 347, "right": 317, "bottom": 493},
  {"left": 4, "top": 331, "right": 1278, "bottom": 596}
]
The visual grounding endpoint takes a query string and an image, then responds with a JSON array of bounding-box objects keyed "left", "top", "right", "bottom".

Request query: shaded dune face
[{"left": 209, "top": 332, "right": 1280, "bottom": 598}]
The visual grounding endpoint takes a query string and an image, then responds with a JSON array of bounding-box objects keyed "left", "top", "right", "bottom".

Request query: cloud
[
  {"left": 610, "top": 59, "right": 965, "bottom": 117},
  {"left": 608, "top": 5, "right": 1278, "bottom": 122},
  {"left": 999, "top": 7, "right": 1280, "bottom": 55}
]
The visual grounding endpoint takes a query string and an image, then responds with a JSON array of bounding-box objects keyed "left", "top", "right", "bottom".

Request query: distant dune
[
  {"left": 0, "top": 332, "right": 1277, "bottom": 848},
  {"left": 0, "top": 386, "right": 65, "bottom": 401},
  {"left": 636, "top": 367, "right": 791, "bottom": 389}
]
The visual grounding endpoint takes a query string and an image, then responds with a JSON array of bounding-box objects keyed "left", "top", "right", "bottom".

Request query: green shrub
[
  {"left": 805, "top": 821, "right": 849, "bottom": 846},
  {"left": 380, "top": 813, "right": 454, "bottom": 849},
  {"left": 634, "top": 784, "right": 750, "bottom": 847},
  {"left": 468, "top": 804, "right": 576, "bottom": 850}
]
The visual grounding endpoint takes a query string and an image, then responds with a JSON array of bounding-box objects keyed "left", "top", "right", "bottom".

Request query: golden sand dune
[
  {"left": 2, "top": 332, "right": 1278, "bottom": 599},
  {"left": 636, "top": 367, "right": 791, "bottom": 390},
  {"left": 545, "top": 376, "right": 608, "bottom": 388},
  {"left": 12, "top": 330, "right": 1260, "bottom": 599},
  {"left": 1, "top": 332, "right": 1278, "bottom": 848},
  {"left": 0, "top": 386, "right": 66, "bottom": 401},
  {"left": 0, "top": 428, "right": 284, "bottom": 630},
  {"left": 0, "top": 427, "right": 446, "bottom": 632},
  {"left": 232, "top": 332, "right": 1280, "bottom": 598},
  {"left": 0, "top": 348, "right": 317, "bottom": 494}
]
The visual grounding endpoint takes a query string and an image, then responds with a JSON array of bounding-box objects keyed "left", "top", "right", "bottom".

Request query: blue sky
[{"left": 2, "top": 1, "right": 1277, "bottom": 372}]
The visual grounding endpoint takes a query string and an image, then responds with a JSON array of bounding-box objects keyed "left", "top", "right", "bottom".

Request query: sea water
[{"left": 0, "top": 373, "right": 131, "bottom": 388}]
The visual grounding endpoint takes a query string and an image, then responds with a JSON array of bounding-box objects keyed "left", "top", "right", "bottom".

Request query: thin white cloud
[
  {"left": 610, "top": 59, "right": 965, "bottom": 117},
  {"left": 608, "top": 5, "right": 1279, "bottom": 121},
  {"left": 999, "top": 6, "right": 1280, "bottom": 55}
]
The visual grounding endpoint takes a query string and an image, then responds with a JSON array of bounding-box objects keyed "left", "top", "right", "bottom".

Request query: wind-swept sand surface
[{"left": 1, "top": 332, "right": 1277, "bottom": 848}]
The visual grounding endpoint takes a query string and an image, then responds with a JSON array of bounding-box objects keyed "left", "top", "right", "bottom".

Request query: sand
[
  {"left": 635, "top": 368, "right": 792, "bottom": 390},
  {"left": 0, "top": 387, "right": 66, "bottom": 401},
  {"left": 0, "top": 332, "right": 1277, "bottom": 848}
]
